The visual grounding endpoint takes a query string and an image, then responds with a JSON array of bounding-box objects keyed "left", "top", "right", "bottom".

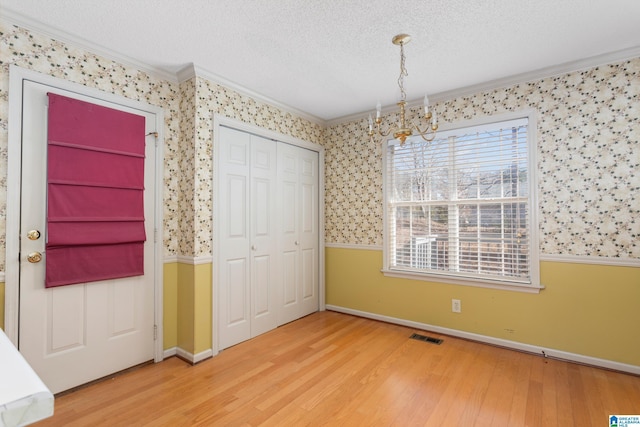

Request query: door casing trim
[{"left": 5, "top": 65, "right": 165, "bottom": 363}]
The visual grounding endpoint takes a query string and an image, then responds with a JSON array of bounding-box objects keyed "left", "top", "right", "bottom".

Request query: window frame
[{"left": 381, "top": 110, "right": 542, "bottom": 293}]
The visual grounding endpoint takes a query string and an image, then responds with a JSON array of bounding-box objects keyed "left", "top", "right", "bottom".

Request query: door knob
[
  {"left": 251, "top": 245, "right": 257, "bottom": 251},
  {"left": 27, "top": 252, "right": 42, "bottom": 263},
  {"left": 27, "top": 230, "right": 41, "bottom": 240},
  {"left": 295, "top": 241, "right": 300, "bottom": 246}
]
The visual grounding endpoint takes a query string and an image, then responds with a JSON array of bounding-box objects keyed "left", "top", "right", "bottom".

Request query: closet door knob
[
  {"left": 294, "top": 241, "right": 300, "bottom": 246},
  {"left": 251, "top": 245, "right": 257, "bottom": 251}
]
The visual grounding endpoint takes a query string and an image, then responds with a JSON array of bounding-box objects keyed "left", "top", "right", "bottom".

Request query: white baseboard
[
  {"left": 174, "top": 347, "right": 213, "bottom": 364},
  {"left": 163, "top": 347, "right": 178, "bottom": 359},
  {"left": 325, "top": 305, "right": 640, "bottom": 376}
]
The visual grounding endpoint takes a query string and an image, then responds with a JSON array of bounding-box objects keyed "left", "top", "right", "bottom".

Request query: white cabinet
[
  {"left": 217, "top": 127, "right": 319, "bottom": 350},
  {"left": 0, "top": 329, "right": 54, "bottom": 426}
]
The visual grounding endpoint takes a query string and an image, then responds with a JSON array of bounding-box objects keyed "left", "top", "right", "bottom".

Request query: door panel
[
  {"left": 226, "top": 258, "right": 248, "bottom": 326},
  {"left": 249, "top": 134, "right": 277, "bottom": 337},
  {"left": 109, "top": 281, "right": 136, "bottom": 335},
  {"left": 227, "top": 176, "right": 247, "bottom": 237},
  {"left": 48, "top": 286, "right": 85, "bottom": 352},
  {"left": 281, "top": 181, "right": 297, "bottom": 234},
  {"left": 302, "top": 248, "right": 316, "bottom": 300},
  {"left": 19, "top": 80, "right": 156, "bottom": 394},
  {"left": 282, "top": 250, "right": 298, "bottom": 307},
  {"left": 278, "top": 143, "right": 300, "bottom": 323},
  {"left": 298, "top": 148, "right": 319, "bottom": 315},
  {"left": 218, "top": 127, "right": 251, "bottom": 348},
  {"left": 253, "top": 255, "right": 270, "bottom": 317},
  {"left": 218, "top": 127, "right": 279, "bottom": 347},
  {"left": 277, "top": 143, "right": 319, "bottom": 324}
]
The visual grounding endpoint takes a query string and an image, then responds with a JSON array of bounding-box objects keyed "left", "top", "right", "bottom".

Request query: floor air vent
[{"left": 409, "top": 333, "right": 443, "bottom": 345}]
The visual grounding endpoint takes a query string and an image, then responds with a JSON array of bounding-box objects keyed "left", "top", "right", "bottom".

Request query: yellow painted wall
[
  {"left": 175, "top": 262, "right": 212, "bottom": 356},
  {"left": 325, "top": 247, "right": 640, "bottom": 366},
  {"left": 193, "top": 263, "right": 212, "bottom": 355},
  {"left": 163, "top": 263, "right": 178, "bottom": 350},
  {"left": 177, "top": 262, "right": 195, "bottom": 353}
]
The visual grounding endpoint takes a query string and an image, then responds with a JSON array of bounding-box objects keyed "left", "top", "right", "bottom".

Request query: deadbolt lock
[{"left": 27, "top": 229, "right": 41, "bottom": 240}]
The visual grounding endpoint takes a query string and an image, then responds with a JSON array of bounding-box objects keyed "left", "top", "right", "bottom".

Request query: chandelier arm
[
  {"left": 413, "top": 124, "right": 438, "bottom": 142},
  {"left": 376, "top": 122, "right": 394, "bottom": 138},
  {"left": 368, "top": 121, "right": 395, "bottom": 140}
]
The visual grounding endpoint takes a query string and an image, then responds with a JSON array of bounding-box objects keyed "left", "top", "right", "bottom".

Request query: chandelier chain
[{"left": 398, "top": 43, "right": 408, "bottom": 102}]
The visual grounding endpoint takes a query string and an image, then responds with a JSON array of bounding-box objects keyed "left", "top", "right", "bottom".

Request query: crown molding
[
  {"left": 177, "top": 63, "right": 326, "bottom": 126},
  {"left": 326, "top": 45, "right": 640, "bottom": 127},
  {"left": 0, "top": 8, "right": 179, "bottom": 83},
  {"left": 1, "top": 8, "right": 325, "bottom": 126},
  {"left": 4, "top": 6, "right": 638, "bottom": 130}
]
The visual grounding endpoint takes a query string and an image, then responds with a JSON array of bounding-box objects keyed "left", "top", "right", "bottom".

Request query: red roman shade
[{"left": 46, "top": 93, "right": 146, "bottom": 288}]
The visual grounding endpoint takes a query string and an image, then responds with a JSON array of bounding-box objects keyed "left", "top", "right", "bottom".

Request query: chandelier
[{"left": 368, "top": 34, "right": 438, "bottom": 145}]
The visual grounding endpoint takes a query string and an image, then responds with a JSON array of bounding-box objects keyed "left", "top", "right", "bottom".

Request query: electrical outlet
[{"left": 452, "top": 299, "right": 461, "bottom": 313}]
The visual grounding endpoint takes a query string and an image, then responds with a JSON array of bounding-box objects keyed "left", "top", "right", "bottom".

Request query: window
[{"left": 383, "top": 112, "right": 540, "bottom": 290}]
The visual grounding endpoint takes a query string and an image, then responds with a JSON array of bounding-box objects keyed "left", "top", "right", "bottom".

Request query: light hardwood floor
[{"left": 38, "top": 311, "right": 640, "bottom": 426}]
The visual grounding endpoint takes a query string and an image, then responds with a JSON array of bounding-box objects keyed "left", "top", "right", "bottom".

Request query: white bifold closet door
[
  {"left": 218, "top": 127, "right": 278, "bottom": 350},
  {"left": 218, "top": 126, "right": 319, "bottom": 350},
  {"left": 277, "top": 142, "right": 319, "bottom": 325}
]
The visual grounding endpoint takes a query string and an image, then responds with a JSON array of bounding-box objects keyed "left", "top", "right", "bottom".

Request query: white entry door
[
  {"left": 218, "top": 126, "right": 278, "bottom": 350},
  {"left": 18, "top": 80, "right": 156, "bottom": 394}
]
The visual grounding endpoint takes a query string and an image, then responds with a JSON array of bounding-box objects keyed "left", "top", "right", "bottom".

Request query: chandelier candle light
[{"left": 368, "top": 34, "right": 438, "bottom": 145}]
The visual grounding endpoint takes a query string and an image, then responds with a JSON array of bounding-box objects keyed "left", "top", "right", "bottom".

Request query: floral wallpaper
[
  {"left": 0, "top": 22, "right": 182, "bottom": 272},
  {"left": 187, "top": 76, "right": 325, "bottom": 256},
  {"left": 0, "top": 20, "right": 637, "bottom": 268},
  {"left": 177, "top": 79, "right": 197, "bottom": 256},
  {"left": 325, "top": 58, "right": 640, "bottom": 259},
  {"left": 0, "top": 21, "right": 325, "bottom": 265}
]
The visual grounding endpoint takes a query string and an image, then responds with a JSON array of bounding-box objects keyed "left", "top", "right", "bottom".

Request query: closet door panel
[
  {"left": 301, "top": 247, "right": 316, "bottom": 300},
  {"left": 226, "top": 258, "right": 248, "bottom": 325},
  {"left": 250, "top": 136, "right": 278, "bottom": 337},
  {"left": 227, "top": 176, "right": 247, "bottom": 238},
  {"left": 278, "top": 144, "right": 300, "bottom": 324},
  {"left": 282, "top": 250, "right": 298, "bottom": 307},
  {"left": 252, "top": 255, "right": 270, "bottom": 316},
  {"left": 218, "top": 127, "right": 251, "bottom": 349},
  {"left": 281, "top": 182, "right": 297, "bottom": 234},
  {"left": 277, "top": 144, "right": 319, "bottom": 324},
  {"left": 298, "top": 147, "right": 319, "bottom": 315}
]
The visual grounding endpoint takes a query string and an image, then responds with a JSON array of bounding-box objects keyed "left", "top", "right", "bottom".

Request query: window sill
[{"left": 381, "top": 269, "right": 545, "bottom": 294}]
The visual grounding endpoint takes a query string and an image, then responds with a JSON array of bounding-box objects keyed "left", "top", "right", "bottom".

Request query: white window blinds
[{"left": 385, "top": 117, "right": 536, "bottom": 285}]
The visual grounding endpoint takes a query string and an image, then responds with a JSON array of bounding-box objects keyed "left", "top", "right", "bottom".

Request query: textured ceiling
[{"left": 2, "top": 0, "right": 640, "bottom": 121}]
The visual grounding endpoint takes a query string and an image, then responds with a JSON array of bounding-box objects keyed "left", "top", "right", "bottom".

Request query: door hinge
[
  {"left": 146, "top": 131, "right": 159, "bottom": 147},
  {"left": 154, "top": 325, "right": 158, "bottom": 341},
  {"left": 154, "top": 228, "right": 158, "bottom": 243}
]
